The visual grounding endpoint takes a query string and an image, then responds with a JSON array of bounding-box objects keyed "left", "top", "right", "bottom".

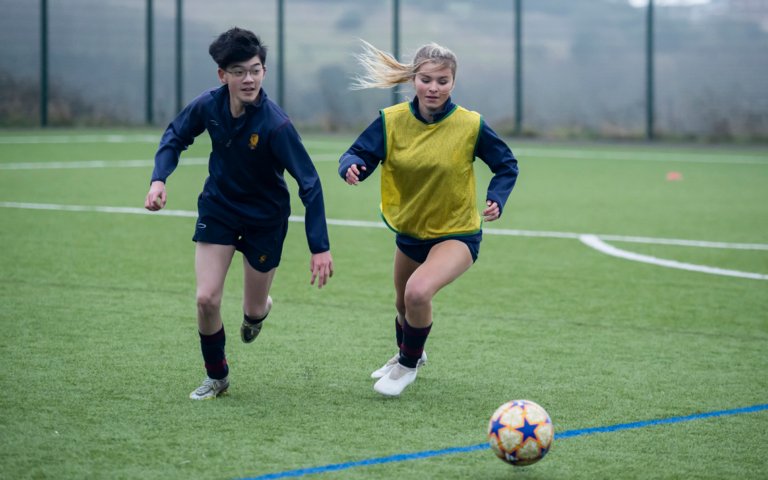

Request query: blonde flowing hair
[{"left": 351, "top": 40, "right": 458, "bottom": 90}]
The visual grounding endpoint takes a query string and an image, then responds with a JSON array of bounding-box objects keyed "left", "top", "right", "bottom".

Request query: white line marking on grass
[
  {"left": 0, "top": 158, "right": 205, "bottom": 170},
  {"left": 0, "top": 155, "right": 340, "bottom": 170},
  {"left": 483, "top": 227, "right": 580, "bottom": 240},
  {"left": 591, "top": 234, "right": 768, "bottom": 251},
  {"left": 0, "top": 134, "right": 161, "bottom": 144},
  {"left": 2, "top": 151, "right": 762, "bottom": 167},
  {"left": 320, "top": 217, "right": 385, "bottom": 229},
  {"left": 1, "top": 202, "right": 766, "bottom": 250},
  {"left": 0, "top": 201, "right": 198, "bottom": 217},
  {"left": 1, "top": 202, "right": 766, "bottom": 279},
  {"left": 580, "top": 234, "right": 768, "bottom": 280},
  {"left": 3, "top": 201, "right": 767, "bottom": 250},
  {"left": 483, "top": 227, "right": 768, "bottom": 250},
  {"left": 514, "top": 148, "right": 768, "bottom": 165},
  {"left": 3, "top": 132, "right": 766, "bottom": 166}
]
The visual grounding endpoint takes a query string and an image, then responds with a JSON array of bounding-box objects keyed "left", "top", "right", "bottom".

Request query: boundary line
[
  {"left": 1, "top": 148, "right": 766, "bottom": 166},
  {"left": 1, "top": 202, "right": 767, "bottom": 253},
  {"left": 580, "top": 234, "right": 768, "bottom": 280},
  {"left": 513, "top": 148, "right": 768, "bottom": 165},
  {"left": 0, "top": 154, "right": 341, "bottom": 170},
  {"left": 483, "top": 227, "right": 768, "bottom": 250},
  {"left": 0, "top": 134, "right": 161, "bottom": 144},
  {"left": 239, "top": 403, "right": 768, "bottom": 480},
  {"left": 1, "top": 202, "right": 766, "bottom": 280}
]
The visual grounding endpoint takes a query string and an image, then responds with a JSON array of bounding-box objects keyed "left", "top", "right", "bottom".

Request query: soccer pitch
[{"left": 0, "top": 130, "right": 766, "bottom": 479}]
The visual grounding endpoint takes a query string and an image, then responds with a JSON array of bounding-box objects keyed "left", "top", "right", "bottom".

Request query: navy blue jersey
[{"left": 152, "top": 86, "right": 329, "bottom": 253}]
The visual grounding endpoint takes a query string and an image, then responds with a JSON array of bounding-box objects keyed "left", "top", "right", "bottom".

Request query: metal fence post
[
  {"left": 514, "top": 0, "right": 522, "bottom": 136},
  {"left": 646, "top": 0, "right": 655, "bottom": 140},
  {"left": 277, "top": 0, "right": 285, "bottom": 108},
  {"left": 40, "top": 0, "right": 48, "bottom": 126},
  {"left": 146, "top": 0, "right": 154, "bottom": 125},
  {"left": 391, "top": 0, "right": 400, "bottom": 105},
  {"left": 175, "top": 0, "right": 183, "bottom": 114}
]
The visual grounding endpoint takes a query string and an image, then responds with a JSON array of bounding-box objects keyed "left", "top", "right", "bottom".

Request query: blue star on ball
[
  {"left": 516, "top": 416, "right": 539, "bottom": 443},
  {"left": 489, "top": 415, "right": 507, "bottom": 440}
]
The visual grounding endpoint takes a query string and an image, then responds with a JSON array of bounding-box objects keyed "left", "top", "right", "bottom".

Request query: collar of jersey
[{"left": 410, "top": 96, "right": 456, "bottom": 124}]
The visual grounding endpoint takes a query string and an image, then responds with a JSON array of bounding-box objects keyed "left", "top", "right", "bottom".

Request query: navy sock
[
  {"left": 200, "top": 326, "right": 228, "bottom": 380},
  {"left": 244, "top": 311, "right": 267, "bottom": 326},
  {"left": 399, "top": 319, "right": 431, "bottom": 368},
  {"left": 395, "top": 317, "right": 404, "bottom": 348}
]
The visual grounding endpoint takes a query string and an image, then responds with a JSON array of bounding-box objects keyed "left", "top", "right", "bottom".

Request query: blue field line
[{"left": 239, "top": 403, "right": 768, "bottom": 480}]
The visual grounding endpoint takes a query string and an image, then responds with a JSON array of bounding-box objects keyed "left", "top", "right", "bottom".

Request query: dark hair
[{"left": 208, "top": 27, "right": 267, "bottom": 69}]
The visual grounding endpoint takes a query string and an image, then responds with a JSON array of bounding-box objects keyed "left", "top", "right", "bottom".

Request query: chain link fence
[{"left": 1, "top": 0, "right": 766, "bottom": 141}]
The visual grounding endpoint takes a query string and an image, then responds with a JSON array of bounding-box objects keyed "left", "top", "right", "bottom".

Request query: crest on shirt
[{"left": 248, "top": 133, "right": 259, "bottom": 150}]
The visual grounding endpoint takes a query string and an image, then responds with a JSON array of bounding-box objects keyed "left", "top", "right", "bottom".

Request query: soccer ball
[{"left": 487, "top": 399, "right": 554, "bottom": 466}]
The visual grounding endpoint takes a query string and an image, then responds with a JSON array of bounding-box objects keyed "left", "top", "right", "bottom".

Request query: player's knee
[
  {"left": 404, "top": 282, "right": 433, "bottom": 309},
  {"left": 196, "top": 291, "right": 221, "bottom": 315}
]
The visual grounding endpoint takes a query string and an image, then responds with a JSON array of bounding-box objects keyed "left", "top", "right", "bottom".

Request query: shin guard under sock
[
  {"left": 200, "top": 326, "right": 228, "bottom": 380},
  {"left": 399, "top": 319, "right": 431, "bottom": 368},
  {"left": 395, "top": 317, "right": 404, "bottom": 348}
]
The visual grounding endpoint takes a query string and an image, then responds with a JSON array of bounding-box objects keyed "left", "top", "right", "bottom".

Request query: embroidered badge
[
  {"left": 249, "top": 133, "right": 259, "bottom": 150},
  {"left": 258, "top": 254, "right": 267, "bottom": 264}
]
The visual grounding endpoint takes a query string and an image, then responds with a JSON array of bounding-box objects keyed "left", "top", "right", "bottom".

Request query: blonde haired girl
[{"left": 339, "top": 41, "right": 519, "bottom": 396}]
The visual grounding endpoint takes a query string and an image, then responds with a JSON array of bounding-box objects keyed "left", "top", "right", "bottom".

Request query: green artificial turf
[{"left": 1, "top": 130, "right": 766, "bottom": 479}]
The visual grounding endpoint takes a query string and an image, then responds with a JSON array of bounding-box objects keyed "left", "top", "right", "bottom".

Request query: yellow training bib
[{"left": 380, "top": 102, "right": 482, "bottom": 239}]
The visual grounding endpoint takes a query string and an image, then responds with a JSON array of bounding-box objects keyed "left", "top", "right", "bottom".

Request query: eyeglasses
[{"left": 226, "top": 67, "right": 263, "bottom": 79}]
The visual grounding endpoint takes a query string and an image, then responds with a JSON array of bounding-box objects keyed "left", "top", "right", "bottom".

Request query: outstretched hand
[
  {"left": 344, "top": 164, "right": 367, "bottom": 185},
  {"left": 483, "top": 200, "right": 500, "bottom": 222},
  {"left": 310, "top": 251, "right": 334, "bottom": 289},
  {"left": 145, "top": 180, "right": 166, "bottom": 211}
]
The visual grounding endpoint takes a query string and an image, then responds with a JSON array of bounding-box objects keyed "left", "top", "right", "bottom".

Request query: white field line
[
  {"left": 0, "top": 155, "right": 344, "bottom": 170},
  {"left": 513, "top": 148, "right": 768, "bottom": 165},
  {"left": 1, "top": 128, "right": 766, "bottom": 161},
  {"left": 2, "top": 201, "right": 766, "bottom": 279},
  {"left": 7, "top": 199, "right": 763, "bottom": 252},
  {"left": 0, "top": 150, "right": 768, "bottom": 170},
  {"left": 580, "top": 234, "right": 768, "bottom": 281},
  {"left": 0, "top": 134, "right": 162, "bottom": 144},
  {"left": 2, "top": 200, "right": 767, "bottom": 252},
  {"left": 0, "top": 158, "right": 205, "bottom": 170},
  {"left": 482, "top": 227, "right": 768, "bottom": 250},
  {"left": 0, "top": 202, "right": 198, "bottom": 218}
]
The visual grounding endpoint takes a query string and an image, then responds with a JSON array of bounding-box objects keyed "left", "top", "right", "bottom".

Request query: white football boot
[
  {"left": 371, "top": 351, "right": 427, "bottom": 379},
  {"left": 189, "top": 376, "right": 229, "bottom": 400},
  {"left": 373, "top": 363, "right": 418, "bottom": 396}
]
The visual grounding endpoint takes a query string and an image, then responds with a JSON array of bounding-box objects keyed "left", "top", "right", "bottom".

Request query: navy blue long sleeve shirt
[
  {"left": 152, "top": 85, "right": 329, "bottom": 253},
  {"left": 338, "top": 97, "right": 519, "bottom": 215}
]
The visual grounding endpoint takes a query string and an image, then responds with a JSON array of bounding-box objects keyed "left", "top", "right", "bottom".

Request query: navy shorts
[
  {"left": 395, "top": 232, "right": 482, "bottom": 264},
  {"left": 192, "top": 213, "right": 289, "bottom": 273}
]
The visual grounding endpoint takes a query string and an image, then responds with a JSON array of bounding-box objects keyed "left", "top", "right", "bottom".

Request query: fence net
[{"left": 1, "top": 0, "right": 766, "bottom": 140}]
